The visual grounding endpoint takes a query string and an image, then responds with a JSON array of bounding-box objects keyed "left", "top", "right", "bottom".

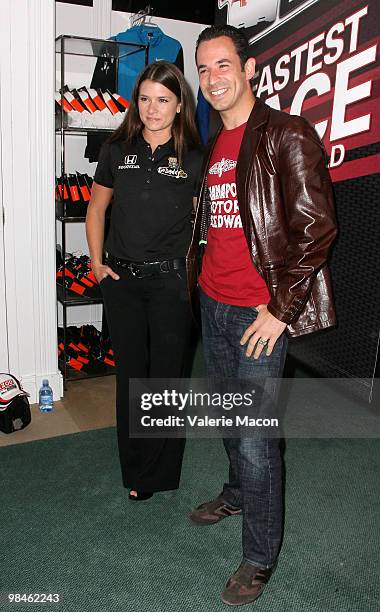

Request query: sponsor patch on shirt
[
  {"left": 118, "top": 154, "right": 140, "bottom": 170},
  {"left": 209, "top": 158, "right": 237, "bottom": 177},
  {"left": 157, "top": 165, "right": 188, "bottom": 179}
]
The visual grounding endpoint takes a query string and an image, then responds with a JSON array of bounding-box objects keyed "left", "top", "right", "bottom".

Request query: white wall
[
  {"left": 0, "top": 105, "right": 9, "bottom": 373},
  {"left": 0, "top": 0, "right": 60, "bottom": 403}
]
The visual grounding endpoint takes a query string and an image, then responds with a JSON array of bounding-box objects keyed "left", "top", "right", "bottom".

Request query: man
[{"left": 187, "top": 25, "right": 337, "bottom": 606}]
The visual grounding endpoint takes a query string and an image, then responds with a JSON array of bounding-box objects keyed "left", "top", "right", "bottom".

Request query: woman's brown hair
[{"left": 109, "top": 61, "right": 200, "bottom": 164}]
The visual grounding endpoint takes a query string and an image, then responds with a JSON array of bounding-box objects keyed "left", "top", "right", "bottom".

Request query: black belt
[{"left": 107, "top": 255, "right": 186, "bottom": 278}]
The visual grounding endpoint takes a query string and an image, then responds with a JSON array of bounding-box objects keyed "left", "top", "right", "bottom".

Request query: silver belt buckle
[{"left": 159, "top": 260, "right": 170, "bottom": 273}]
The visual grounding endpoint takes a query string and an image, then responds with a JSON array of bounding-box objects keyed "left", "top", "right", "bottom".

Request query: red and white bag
[{"left": 0, "top": 374, "right": 31, "bottom": 434}]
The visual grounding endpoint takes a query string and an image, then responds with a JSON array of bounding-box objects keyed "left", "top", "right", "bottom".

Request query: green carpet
[{"left": 1, "top": 431, "right": 379, "bottom": 612}]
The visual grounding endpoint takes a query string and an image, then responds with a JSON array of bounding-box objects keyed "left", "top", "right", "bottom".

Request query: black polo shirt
[{"left": 94, "top": 134, "right": 203, "bottom": 261}]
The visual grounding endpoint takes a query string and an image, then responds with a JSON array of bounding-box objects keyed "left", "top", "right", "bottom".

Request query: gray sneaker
[{"left": 189, "top": 496, "right": 242, "bottom": 525}]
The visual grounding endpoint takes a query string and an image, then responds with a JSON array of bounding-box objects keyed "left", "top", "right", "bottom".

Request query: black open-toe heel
[{"left": 128, "top": 490, "right": 154, "bottom": 501}]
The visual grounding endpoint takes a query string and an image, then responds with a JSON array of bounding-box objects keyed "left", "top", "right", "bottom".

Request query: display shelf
[
  {"left": 55, "top": 34, "right": 147, "bottom": 61},
  {"left": 58, "top": 361, "right": 116, "bottom": 382},
  {"left": 56, "top": 215, "right": 87, "bottom": 223},
  {"left": 55, "top": 34, "right": 148, "bottom": 387},
  {"left": 56, "top": 197, "right": 88, "bottom": 218},
  {"left": 56, "top": 284, "right": 103, "bottom": 306},
  {"left": 55, "top": 127, "right": 115, "bottom": 134}
]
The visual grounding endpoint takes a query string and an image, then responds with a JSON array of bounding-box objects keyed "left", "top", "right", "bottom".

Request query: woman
[{"left": 86, "top": 61, "right": 202, "bottom": 500}]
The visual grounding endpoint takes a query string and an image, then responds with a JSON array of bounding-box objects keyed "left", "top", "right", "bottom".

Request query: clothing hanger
[
  {"left": 129, "top": 5, "right": 158, "bottom": 28},
  {"left": 145, "top": 11, "right": 159, "bottom": 27}
]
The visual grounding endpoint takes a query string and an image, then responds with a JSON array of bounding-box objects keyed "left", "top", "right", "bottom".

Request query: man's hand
[
  {"left": 240, "top": 305, "right": 287, "bottom": 359},
  {"left": 92, "top": 263, "right": 120, "bottom": 284}
]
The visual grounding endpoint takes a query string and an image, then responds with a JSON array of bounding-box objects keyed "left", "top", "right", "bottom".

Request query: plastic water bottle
[{"left": 39, "top": 379, "right": 54, "bottom": 413}]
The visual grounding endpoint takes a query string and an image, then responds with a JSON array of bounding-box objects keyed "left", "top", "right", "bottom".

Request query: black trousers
[{"left": 100, "top": 266, "right": 192, "bottom": 492}]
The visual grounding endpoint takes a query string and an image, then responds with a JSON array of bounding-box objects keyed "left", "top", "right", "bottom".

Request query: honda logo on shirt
[{"left": 118, "top": 155, "right": 140, "bottom": 170}]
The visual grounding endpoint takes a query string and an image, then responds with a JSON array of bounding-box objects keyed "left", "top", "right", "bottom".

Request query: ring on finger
[{"left": 257, "top": 338, "right": 268, "bottom": 346}]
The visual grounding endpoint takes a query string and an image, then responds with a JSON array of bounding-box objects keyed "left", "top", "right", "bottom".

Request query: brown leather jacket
[{"left": 187, "top": 97, "right": 337, "bottom": 338}]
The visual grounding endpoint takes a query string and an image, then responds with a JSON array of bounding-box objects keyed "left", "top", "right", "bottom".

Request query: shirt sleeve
[{"left": 94, "top": 143, "right": 114, "bottom": 188}]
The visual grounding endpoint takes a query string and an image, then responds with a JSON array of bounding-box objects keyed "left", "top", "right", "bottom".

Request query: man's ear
[{"left": 244, "top": 57, "right": 256, "bottom": 81}]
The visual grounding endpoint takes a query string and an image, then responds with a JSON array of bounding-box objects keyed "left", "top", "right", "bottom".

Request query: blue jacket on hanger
[{"left": 111, "top": 25, "right": 184, "bottom": 100}]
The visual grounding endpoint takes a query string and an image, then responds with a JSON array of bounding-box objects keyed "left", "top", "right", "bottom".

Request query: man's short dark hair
[{"left": 195, "top": 25, "right": 250, "bottom": 70}]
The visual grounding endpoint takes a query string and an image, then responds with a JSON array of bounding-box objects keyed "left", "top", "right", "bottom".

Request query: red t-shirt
[{"left": 199, "top": 122, "right": 270, "bottom": 306}]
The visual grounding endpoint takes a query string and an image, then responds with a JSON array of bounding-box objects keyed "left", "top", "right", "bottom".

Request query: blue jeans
[{"left": 200, "top": 288, "right": 288, "bottom": 568}]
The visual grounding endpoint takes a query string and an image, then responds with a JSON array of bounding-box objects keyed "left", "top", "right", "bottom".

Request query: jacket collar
[
  {"left": 235, "top": 97, "right": 269, "bottom": 263},
  {"left": 238, "top": 97, "right": 269, "bottom": 168},
  {"left": 246, "top": 96, "right": 270, "bottom": 130},
  {"left": 129, "top": 25, "right": 164, "bottom": 47}
]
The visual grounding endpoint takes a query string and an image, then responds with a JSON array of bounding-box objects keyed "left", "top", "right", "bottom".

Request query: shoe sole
[
  {"left": 189, "top": 511, "right": 242, "bottom": 525},
  {"left": 221, "top": 589, "right": 264, "bottom": 606},
  {"left": 189, "top": 508, "right": 242, "bottom": 525}
]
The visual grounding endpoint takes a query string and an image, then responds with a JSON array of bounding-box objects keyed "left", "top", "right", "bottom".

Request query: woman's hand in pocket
[{"left": 92, "top": 263, "right": 120, "bottom": 284}]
